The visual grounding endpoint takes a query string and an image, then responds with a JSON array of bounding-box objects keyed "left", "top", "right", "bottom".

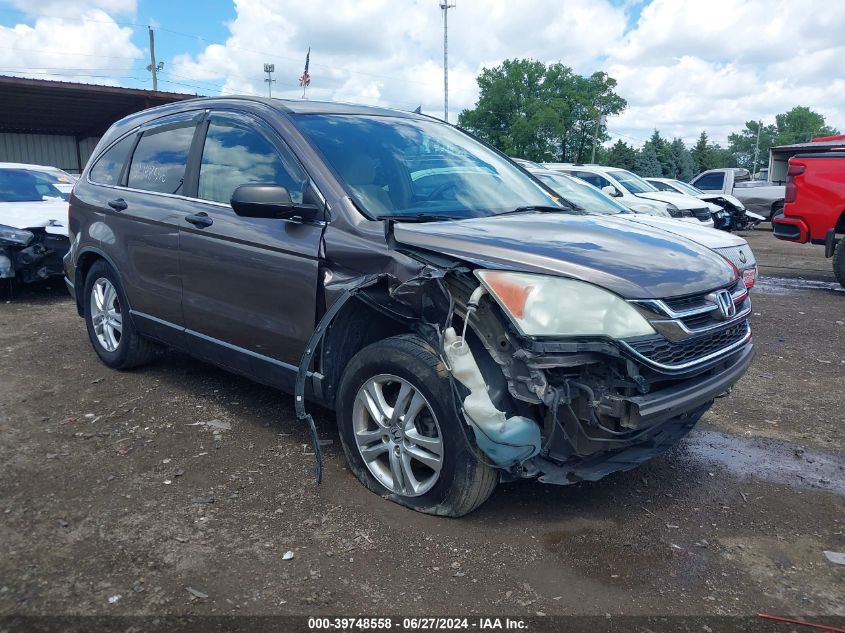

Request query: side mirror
[
  {"left": 601, "top": 185, "right": 620, "bottom": 197},
  {"left": 230, "top": 184, "right": 321, "bottom": 222}
]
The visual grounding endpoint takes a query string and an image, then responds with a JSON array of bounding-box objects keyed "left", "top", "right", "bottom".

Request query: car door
[
  {"left": 100, "top": 111, "right": 203, "bottom": 346},
  {"left": 691, "top": 171, "right": 725, "bottom": 193},
  {"left": 178, "top": 110, "right": 324, "bottom": 389}
]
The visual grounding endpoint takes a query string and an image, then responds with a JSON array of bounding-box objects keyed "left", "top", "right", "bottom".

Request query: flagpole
[{"left": 299, "top": 47, "right": 311, "bottom": 100}]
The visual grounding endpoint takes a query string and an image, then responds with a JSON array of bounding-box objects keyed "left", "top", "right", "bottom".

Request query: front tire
[
  {"left": 834, "top": 236, "right": 845, "bottom": 289},
  {"left": 83, "top": 260, "right": 157, "bottom": 369},
  {"left": 335, "top": 334, "right": 498, "bottom": 517}
]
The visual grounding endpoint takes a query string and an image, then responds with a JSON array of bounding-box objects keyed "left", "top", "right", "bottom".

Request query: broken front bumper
[
  {"left": 0, "top": 232, "right": 69, "bottom": 283},
  {"left": 513, "top": 336, "right": 754, "bottom": 486}
]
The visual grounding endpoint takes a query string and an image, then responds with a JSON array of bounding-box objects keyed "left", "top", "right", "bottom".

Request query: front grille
[
  {"left": 639, "top": 279, "right": 750, "bottom": 333},
  {"left": 626, "top": 321, "right": 750, "bottom": 368}
]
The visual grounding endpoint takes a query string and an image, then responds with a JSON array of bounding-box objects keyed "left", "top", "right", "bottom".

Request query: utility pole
[
  {"left": 440, "top": 1, "right": 455, "bottom": 122},
  {"left": 590, "top": 112, "right": 606, "bottom": 163},
  {"left": 264, "top": 63, "right": 275, "bottom": 98},
  {"left": 146, "top": 27, "right": 163, "bottom": 91},
  {"left": 752, "top": 120, "right": 762, "bottom": 177}
]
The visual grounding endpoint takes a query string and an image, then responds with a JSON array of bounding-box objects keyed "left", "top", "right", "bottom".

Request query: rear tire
[
  {"left": 83, "top": 260, "right": 157, "bottom": 369},
  {"left": 834, "top": 236, "right": 845, "bottom": 289},
  {"left": 335, "top": 334, "right": 498, "bottom": 517}
]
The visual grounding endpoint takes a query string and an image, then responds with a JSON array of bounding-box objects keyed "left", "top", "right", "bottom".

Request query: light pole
[
  {"left": 146, "top": 27, "right": 163, "bottom": 91},
  {"left": 752, "top": 120, "right": 762, "bottom": 177},
  {"left": 440, "top": 1, "right": 455, "bottom": 122},
  {"left": 264, "top": 63, "right": 275, "bottom": 98}
]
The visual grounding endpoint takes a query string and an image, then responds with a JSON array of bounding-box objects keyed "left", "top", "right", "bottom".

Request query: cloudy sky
[{"left": 1, "top": 0, "right": 843, "bottom": 146}]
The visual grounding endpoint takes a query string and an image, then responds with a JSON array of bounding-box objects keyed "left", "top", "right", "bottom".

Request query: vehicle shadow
[{"left": 1, "top": 279, "right": 70, "bottom": 305}]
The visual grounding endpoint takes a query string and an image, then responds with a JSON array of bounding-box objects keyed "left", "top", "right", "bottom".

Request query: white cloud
[
  {"left": 1, "top": 0, "right": 136, "bottom": 17},
  {"left": 606, "top": 0, "right": 845, "bottom": 144},
  {"left": 0, "top": 4, "right": 142, "bottom": 86},
  {"left": 170, "top": 0, "right": 627, "bottom": 119},
  {"left": 3, "top": 0, "right": 843, "bottom": 146}
]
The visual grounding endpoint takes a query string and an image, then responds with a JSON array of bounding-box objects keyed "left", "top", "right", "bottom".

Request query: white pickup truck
[{"left": 690, "top": 168, "right": 785, "bottom": 220}]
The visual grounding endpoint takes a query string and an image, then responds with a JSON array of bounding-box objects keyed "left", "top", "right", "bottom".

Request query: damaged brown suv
[{"left": 65, "top": 98, "right": 753, "bottom": 516}]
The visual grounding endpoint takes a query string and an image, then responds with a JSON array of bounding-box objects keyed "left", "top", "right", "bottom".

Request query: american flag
[{"left": 299, "top": 47, "right": 311, "bottom": 87}]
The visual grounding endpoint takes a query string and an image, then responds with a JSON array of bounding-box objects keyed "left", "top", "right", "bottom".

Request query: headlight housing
[
  {"left": 476, "top": 270, "right": 655, "bottom": 339},
  {"left": 665, "top": 203, "right": 687, "bottom": 218},
  {"left": 0, "top": 225, "right": 34, "bottom": 246}
]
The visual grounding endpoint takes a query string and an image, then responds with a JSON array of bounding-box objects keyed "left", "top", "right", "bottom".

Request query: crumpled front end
[
  {"left": 445, "top": 274, "right": 754, "bottom": 485},
  {"left": 0, "top": 227, "right": 70, "bottom": 283}
]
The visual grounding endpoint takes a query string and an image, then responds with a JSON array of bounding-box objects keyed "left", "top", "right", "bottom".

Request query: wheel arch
[
  {"left": 73, "top": 248, "right": 129, "bottom": 316},
  {"left": 835, "top": 210, "right": 845, "bottom": 233},
  {"left": 319, "top": 295, "right": 413, "bottom": 409}
]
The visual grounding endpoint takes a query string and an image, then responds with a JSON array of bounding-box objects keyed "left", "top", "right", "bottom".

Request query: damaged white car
[{"left": 0, "top": 163, "right": 71, "bottom": 283}]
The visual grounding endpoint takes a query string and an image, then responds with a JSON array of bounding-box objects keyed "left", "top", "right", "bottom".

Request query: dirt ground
[{"left": 1, "top": 228, "right": 843, "bottom": 622}]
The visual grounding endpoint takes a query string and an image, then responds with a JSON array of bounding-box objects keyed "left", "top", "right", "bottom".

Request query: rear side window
[
  {"left": 574, "top": 171, "right": 612, "bottom": 189},
  {"left": 693, "top": 172, "right": 725, "bottom": 190},
  {"left": 198, "top": 119, "right": 307, "bottom": 205},
  {"left": 649, "top": 180, "right": 673, "bottom": 191},
  {"left": 127, "top": 124, "right": 196, "bottom": 195},
  {"left": 89, "top": 135, "right": 135, "bottom": 186}
]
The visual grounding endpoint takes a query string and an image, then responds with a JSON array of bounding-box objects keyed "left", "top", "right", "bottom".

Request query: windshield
[
  {"left": 535, "top": 172, "right": 628, "bottom": 215},
  {"left": 293, "top": 114, "right": 557, "bottom": 220},
  {"left": 610, "top": 169, "right": 659, "bottom": 194},
  {"left": 670, "top": 180, "right": 704, "bottom": 196},
  {"left": 0, "top": 168, "right": 68, "bottom": 202}
]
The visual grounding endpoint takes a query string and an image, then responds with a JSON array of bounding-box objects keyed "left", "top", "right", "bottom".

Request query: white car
[
  {"left": 530, "top": 169, "right": 757, "bottom": 288},
  {"left": 544, "top": 163, "right": 721, "bottom": 229},
  {"left": 0, "top": 163, "right": 72, "bottom": 283}
]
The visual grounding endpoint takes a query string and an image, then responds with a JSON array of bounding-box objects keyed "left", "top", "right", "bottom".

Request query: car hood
[
  {"left": 1, "top": 199, "right": 68, "bottom": 236},
  {"left": 634, "top": 191, "right": 707, "bottom": 209},
  {"left": 621, "top": 214, "right": 747, "bottom": 248},
  {"left": 697, "top": 193, "right": 744, "bottom": 209},
  {"left": 393, "top": 213, "right": 736, "bottom": 299}
]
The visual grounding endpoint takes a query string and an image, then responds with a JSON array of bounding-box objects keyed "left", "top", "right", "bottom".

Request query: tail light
[{"left": 784, "top": 163, "right": 805, "bottom": 204}]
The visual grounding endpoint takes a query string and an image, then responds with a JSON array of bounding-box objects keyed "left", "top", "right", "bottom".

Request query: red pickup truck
[{"left": 773, "top": 135, "right": 845, "bottom": 287}]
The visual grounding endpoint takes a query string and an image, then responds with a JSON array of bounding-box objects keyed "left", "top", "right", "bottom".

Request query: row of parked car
[
  {"left": 511, "top": 161, "right": 759, "bottom": 288},
  {"left": 2, "top": 97, "right": 757, "bottom": 516},
  {"left": 514, "top": 160, "right": 771, "bottom": 232}
]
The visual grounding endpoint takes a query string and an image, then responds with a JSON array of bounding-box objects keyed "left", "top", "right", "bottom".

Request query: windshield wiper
[
  {"left": 378, "top": 212, "right": 466, "bottom": 223},
  {"left": 501, "top": 202, "right": 584, "bottom": 216}
]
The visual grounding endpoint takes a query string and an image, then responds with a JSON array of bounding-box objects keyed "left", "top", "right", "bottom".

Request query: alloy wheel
[
  {"left": 351, "top": 374, "right": 444, "bottom": 497},
  {"left": 90, "top": 277, "right": 122, "bottom": 352}
]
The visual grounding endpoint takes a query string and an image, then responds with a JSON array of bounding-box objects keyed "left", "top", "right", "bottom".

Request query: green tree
[
  {"left": 773, "top": 106, "right": 838, "bottom": 145},
  {"left": 669, "top": 138, "right": 697, "bottom": 181},
  {"left": 605, "top": 139, "right": 637, "bottom": 170},
  {"left": 645, "top": 129, "right": 676, "bottom": 177},
  {"left": 458, "top": 60, "right": 626, "bottom": 162},
  {"left": 690, "top": 131, "right": 715, "bottom": 173},
  {"left": 634, "top": 143, "right": 662, "bottom": 177},
  {"left": 728, "top": 120, "right": 777, "bottom": 171}
]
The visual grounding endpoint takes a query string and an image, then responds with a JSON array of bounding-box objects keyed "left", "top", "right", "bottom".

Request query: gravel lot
[{"left": 1, "top": 229, "right": 843, "bottom": 621}]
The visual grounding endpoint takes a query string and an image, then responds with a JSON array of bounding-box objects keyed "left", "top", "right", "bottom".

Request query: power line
[{"left": 0, "top": 46, "right": 142, "bottom": 60}]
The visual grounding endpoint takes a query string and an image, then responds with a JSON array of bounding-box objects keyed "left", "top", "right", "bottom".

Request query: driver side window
[{"left": 198, "top": 118, "right": 307, "bottom": 205}]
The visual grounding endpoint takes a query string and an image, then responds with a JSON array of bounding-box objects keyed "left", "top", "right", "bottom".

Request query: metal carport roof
[{"left": 0, "top": 75, "right": 194, "bottom": 137}]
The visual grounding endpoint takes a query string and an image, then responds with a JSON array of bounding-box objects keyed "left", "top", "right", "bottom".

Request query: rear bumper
[{"left": 772, "top": 214, "right": 809, "bottom": 242}]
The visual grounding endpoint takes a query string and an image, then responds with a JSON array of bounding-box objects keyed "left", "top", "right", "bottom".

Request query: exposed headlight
[
  {"left": 476, "top": 270, "right": 655, "bottom": 339},
  {"left": 0, "top": 224, "right": 34, "bottom": 246},
  {"left": 665, "top": 203, "right": 688, "bottom": 218}
]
